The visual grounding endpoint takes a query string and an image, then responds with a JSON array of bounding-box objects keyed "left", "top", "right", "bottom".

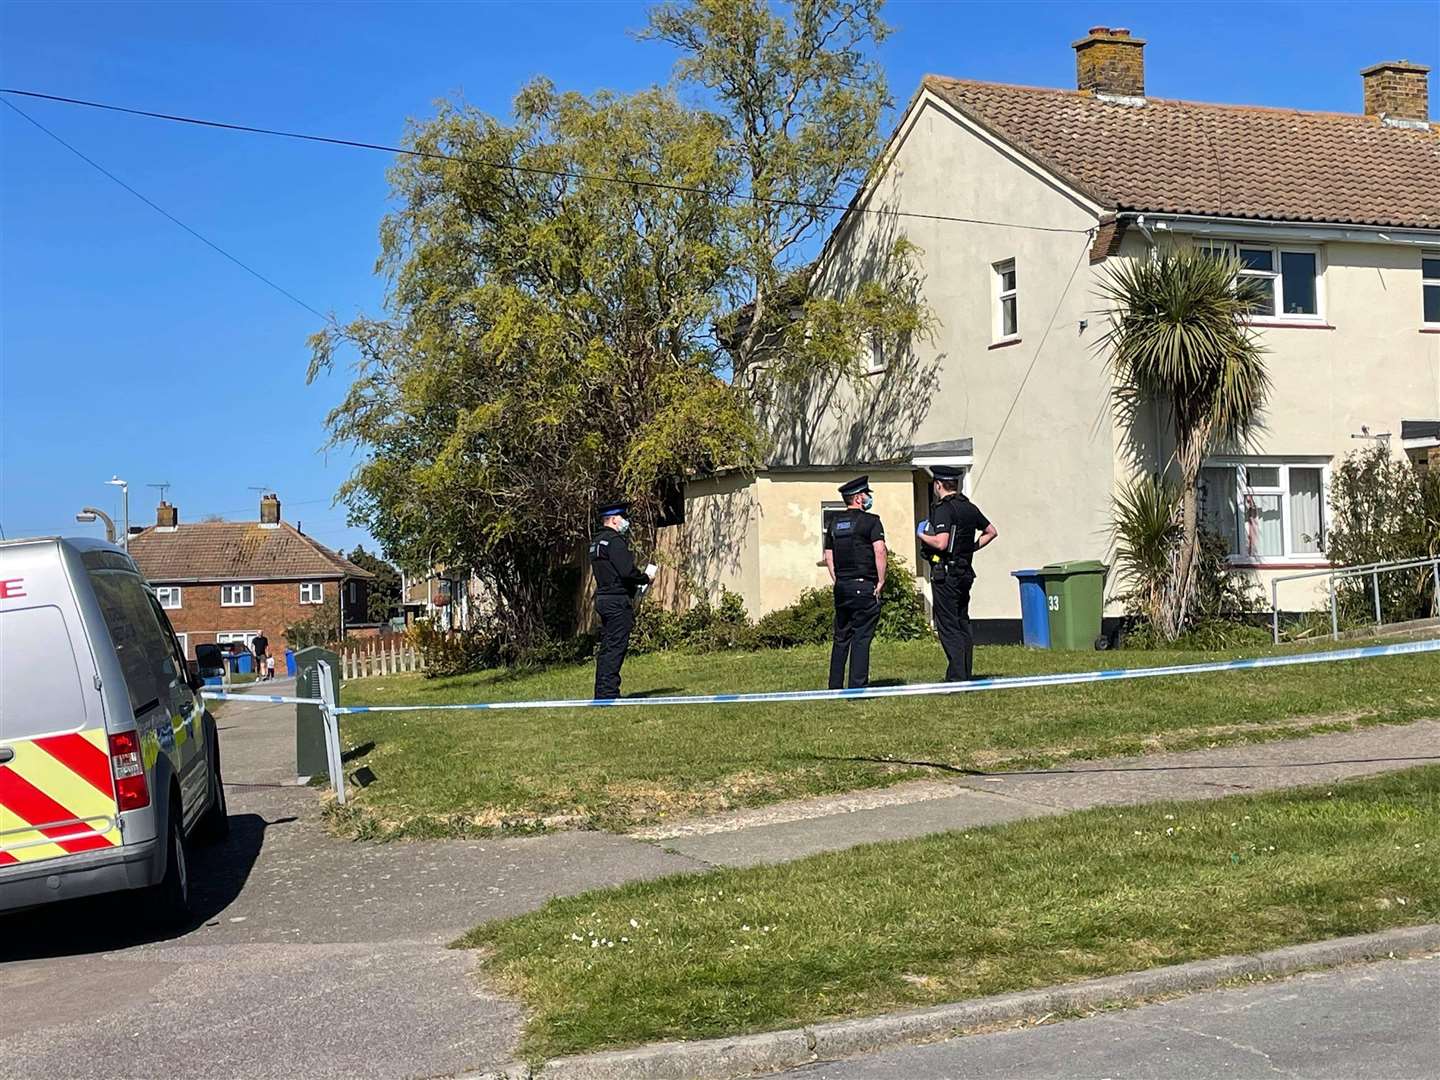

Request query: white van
[{"left": 0, "top": 536, "right": 227, "bottom": 923}]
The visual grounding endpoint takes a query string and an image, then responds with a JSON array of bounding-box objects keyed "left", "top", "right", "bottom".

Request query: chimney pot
[
  {"left": 1073, "top": 26, "right": 1147, "bottom": 98},
  {"left": 260, "top": 493, "right": 281, "bottom": 527},
  {"left": 156, "top": 500, "right": 178, "bottom": 530},
  {"left": 1360, "top": 60, "right": 1430, "bottom": 124}
]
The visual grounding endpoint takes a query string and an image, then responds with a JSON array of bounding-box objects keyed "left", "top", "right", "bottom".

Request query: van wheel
[
  {"left": 195, "top": 742, "right": 229, "bottom": 845},
  {"left": 145, "top": 815, "right": 192, "bottom": 928}
]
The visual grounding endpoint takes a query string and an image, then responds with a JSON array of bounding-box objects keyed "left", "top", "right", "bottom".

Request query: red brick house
[{"left": 127, "top": 494, "right": 373, "bottom": 660}]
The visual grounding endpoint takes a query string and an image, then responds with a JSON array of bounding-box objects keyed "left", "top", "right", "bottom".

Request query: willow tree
[
  {"left": 311, "top": 0, "right": 926, "bottom": 651},
  {"left": 646, "top": 0, "right": 928, "bottom": 390},
  {"left": 1102, "top": 247, "right": 1270, "bottom": 637},
  {"left": 310, "top": 86, "right": 763, "bottom": 647}
]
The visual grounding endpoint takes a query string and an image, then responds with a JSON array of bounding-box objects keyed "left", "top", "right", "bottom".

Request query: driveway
[{"left": 0, "top": 687, "right": 701, "bottom": 1079}]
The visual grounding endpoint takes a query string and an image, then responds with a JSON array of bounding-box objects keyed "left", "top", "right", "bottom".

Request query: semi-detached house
[
  {"left": 680, "top": 26, "right": 1440, "bottom": 634},
  {"left": 127, "top": 493, "right": 374, "bottom": 661}
]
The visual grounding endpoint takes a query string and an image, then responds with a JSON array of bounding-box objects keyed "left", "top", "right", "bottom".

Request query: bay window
[{"left": 1200, "top": 460, "right": 1328, "bottom": 562}]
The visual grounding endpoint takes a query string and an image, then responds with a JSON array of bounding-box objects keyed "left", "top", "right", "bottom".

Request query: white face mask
[
  {"left": 860, "top": 493, "right": 874, "bottom": 511},
  {"left": 614, "top": 516, "right": 630, "bottom": 534}
]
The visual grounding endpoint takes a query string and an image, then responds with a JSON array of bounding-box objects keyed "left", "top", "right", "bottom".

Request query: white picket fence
[{"left": 341, "top": 640, "right": 425, "bottom": 680}]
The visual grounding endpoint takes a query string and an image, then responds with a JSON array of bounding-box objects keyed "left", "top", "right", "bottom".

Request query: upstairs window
[
  {"left": 221, "top": 584, "right": 254, "bottom": 607},
  {"left": 1424, "top": 254, "right": 1440, "bottom": 325},
  {"left": 1201, "top": 460, "right": 1328, "bottom": 562},
  {"left": 1203, "top": 242, "right": 1322, "bottom": 320},
  {"left": 155, "top": 585, "right": 182, "bottom": 609},
  {"left": 993, "top": 259, "right": 1018, "bottom": 341},
  {"left": 299, "top": 582, "right": 324, "bottom": 605}
]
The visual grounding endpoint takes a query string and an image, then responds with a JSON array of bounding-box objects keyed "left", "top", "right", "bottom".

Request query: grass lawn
[
  {"left": 335, "top": 636, "right": 1439, "bottom": 838},
  {"left": 461, "top": 767, "right": 1440, "bottom": 1061}
]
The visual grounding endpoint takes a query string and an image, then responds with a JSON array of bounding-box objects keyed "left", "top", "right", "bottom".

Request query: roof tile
[
  {"left": 128, "top": 522, "right": 374, "bottom": 583},
  {"left": 924, "top": 77, "right": 1440, "bottom": 230}
]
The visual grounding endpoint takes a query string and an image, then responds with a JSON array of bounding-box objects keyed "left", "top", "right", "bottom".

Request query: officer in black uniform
[
  {"left": 823, "top": 475, "right": 887, "bottom": 690},
  {"left": 589, "top": 499, "right": 656, "bottom": 700},
  {"left": 917, "top": 465, "right": 998, "bottom": 681}
]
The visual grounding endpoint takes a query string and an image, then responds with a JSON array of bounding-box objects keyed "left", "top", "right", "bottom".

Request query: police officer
[
  {"left": 917, "top": 465, "right": 997, "bottom": 681},
  {"left": 589, "top": 499, "right": 656, "bottom": 700},
  {"left": 824, "top": 475, "right": 887, "bottom": 690}
]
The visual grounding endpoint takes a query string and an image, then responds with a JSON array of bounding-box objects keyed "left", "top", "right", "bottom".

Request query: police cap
[
  {"left": 929, "top": 464, "right": 965, "bottom": 482},
  {"left": 838, "top": 475, "right": 872, "bottom": 498},
  {"left": 598, "top": 498, "right": 630, "bottom": 519}
]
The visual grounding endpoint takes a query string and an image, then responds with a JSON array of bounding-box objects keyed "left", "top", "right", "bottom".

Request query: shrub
[
  {"left": 408, "top": 620, "right": 514, "bottom": 679},
  {"left": 1325, "top": 445, "right": 1440, "bottom": 622},
  {"left": 752, "top": 559, "right": 932, "bottom": 648},
  {"left": 630, "top": 588, "right": 752, "bottom": 654},
  {"left": 285, "top": 596, "right": 344, "bottom": 650}
]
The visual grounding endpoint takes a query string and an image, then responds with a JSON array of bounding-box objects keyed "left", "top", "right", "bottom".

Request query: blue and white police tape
[
  {"left": 302, "top": 637, "right": 1435, "bottom": 715},
  {"left": 200, "top": 690, "right": 321, "bottom": 706}
]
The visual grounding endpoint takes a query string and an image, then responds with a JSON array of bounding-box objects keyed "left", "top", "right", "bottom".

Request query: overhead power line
[
  {"left": 0, "top": 97, "right": 331, "bottom": 321},
  {"left": 0, "top": 87, "right": 1094, "bottom": 235}
]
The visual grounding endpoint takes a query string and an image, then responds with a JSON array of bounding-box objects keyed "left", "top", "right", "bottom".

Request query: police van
[{"left": 0, "top": 536, "right": 227, "bottom": 924}]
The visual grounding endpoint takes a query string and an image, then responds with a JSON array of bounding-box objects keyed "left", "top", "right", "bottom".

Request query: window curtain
[
  {"left": 1201, "top": 467, "right": 1238, "bottom": 553},
  {"left": 1288, "top": 468, "right": 1324, "bottom": 553}
]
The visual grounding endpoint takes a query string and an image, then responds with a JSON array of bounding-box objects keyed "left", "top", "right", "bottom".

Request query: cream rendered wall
[
  {"left": 681, "top": 473, "right": 760, "bottom": 606},
  {"left": 1110, "top": 236, "right": 1440, "bottom": 614},
  {"left": 799, "top": 91, "right": 1116, "bottom": 620},
  {"left": 754, "top": 470, "right": 918, "bottom": 613}
]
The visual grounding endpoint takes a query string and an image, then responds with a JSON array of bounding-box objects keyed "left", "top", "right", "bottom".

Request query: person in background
[
  {"left": 251, "top": 633, "right": 270, "bottom": 681},
  {"left": 823, "top": 475, "right": 886, "bottom": 690},
  {"left": 588, "top": 499, "right": 657, "bottom": 700},
  {"left": 916, "top": 465, "right": 997, "bottom": 681}
]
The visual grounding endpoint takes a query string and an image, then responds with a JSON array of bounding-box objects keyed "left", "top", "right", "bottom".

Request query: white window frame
[
  {"left": 220, "top": 583, "right": 255, "bottom": 607},
  {"left": 992, "top": 259, "right": 1018, "bottom": 343},
  {"left": 215, "top": 631, "right": 259, "bottom": 648},
  {"left": 820, "top": 499, "right": 847, "bottom": 557},
  {"left": 299, "top": 581, "right": 325, "bottom": 605},
  {"left": 174, "top": 632, "right": 188, "bottom": 657},
  {"left": 1204, "top": 242, "right": 1325, "bottom": 323},
  {"left": 1201, "top": 457, "right": 1332, "bottom": 566},
  {"left": 865, "top": 330, "right": 886, "bottom": 374},
  {"left": 1423, "top": 251, "right": 1440, "bottom": 327},
  {"left": 155, "top": 585, "right": 182, "bottom": 610}
]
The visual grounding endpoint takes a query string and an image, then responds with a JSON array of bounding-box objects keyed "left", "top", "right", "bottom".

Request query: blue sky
[{"left": 3, "top": 0, "right": 1435, "bottom": 555}]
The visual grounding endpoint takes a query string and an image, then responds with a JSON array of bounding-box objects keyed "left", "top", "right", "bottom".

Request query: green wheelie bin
[{"left": 1039, "top": 559, "right": 1109, "bottom": 650}]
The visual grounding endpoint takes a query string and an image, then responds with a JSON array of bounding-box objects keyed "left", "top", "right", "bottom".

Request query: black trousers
[
  {"left": 932, "top": 565, "right": 976, "bottom": 682},
  {"left": 829, "top": 578, "right": 881, "bottom": 689},
  {"left": 594, "top": 593, "right": 635, "bottom": 700}
]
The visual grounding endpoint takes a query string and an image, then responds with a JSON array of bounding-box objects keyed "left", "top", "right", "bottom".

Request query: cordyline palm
[{"left": 1101, "top": 248, "right": 1270, "bottom": 634}]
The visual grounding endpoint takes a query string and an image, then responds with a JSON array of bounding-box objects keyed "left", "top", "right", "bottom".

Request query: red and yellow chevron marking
[{"left": 0, "top": 729, "right": 120, "bottom": 866}]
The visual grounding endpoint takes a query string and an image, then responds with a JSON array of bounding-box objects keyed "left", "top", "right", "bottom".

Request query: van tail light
[{"left": 108, "top": 730, "right": 150, "bottom": 811}]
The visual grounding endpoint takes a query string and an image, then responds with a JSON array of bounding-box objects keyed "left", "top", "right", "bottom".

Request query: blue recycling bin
[
  {"left": 1011, "top": 569, "right": 1052, "bottom": 648},
  {"left": 230, "top": 652, "right": 253, "bottom": 675},
  {"left": 285, "top": 649, "right": 297, "bottom": 677}
]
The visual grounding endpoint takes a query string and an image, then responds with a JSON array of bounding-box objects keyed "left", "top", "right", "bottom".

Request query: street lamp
[
  {"left": 105, "top": 476, "right": 129, "bottom": 551},
  {"left": 75, "top": 507, "right": 117, "bottom": 543}
]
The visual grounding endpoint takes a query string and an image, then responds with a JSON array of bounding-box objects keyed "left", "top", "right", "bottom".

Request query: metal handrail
[{"left": 1270, "top": 555, "right": 1440, "bottom": 642}]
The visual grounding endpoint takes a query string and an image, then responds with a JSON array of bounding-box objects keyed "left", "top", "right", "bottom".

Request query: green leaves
[{"left": 1102, "top": 246, "right": 1272, "bottom": 640}]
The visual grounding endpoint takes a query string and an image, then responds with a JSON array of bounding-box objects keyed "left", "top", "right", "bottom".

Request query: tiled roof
[
  {"left": 923, "top": 76, "right": 1440, "bottom": 230},
  {"left": 128, "top": 522, "right": 374, "bottom": 583}
]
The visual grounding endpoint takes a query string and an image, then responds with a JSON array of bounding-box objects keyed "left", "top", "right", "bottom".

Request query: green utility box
[
  {"left": 1040, "top": 560, "right": 1109, "bottom": 650},
  {"left": 295, "top": 646, "right": 340, "bottom": 780}
]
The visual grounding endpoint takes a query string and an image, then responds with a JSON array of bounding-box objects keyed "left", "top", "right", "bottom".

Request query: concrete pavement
[
  {"left": 788, "top": 953, "right": 1440, "bottom": 1079},
  {"left": 644, "top": 719, "right": 1440, "bottom": 868}
]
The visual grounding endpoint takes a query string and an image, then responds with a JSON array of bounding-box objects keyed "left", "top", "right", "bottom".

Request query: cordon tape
[{"left": 200, "top": 637, "right": 1440, "bottom": 714}]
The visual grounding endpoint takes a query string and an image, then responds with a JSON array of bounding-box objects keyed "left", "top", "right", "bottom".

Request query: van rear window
[
  {"left": 88, "top": 570, "right": 168, "bottom": 716},
  {"left": 0, "top": 605, "right": 88, "bottom": 739}
]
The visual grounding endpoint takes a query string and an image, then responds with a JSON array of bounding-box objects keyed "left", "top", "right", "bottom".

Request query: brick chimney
[
  {"left": 259, "top": 493, "right": 281, "bottom": 528},
  {"left": 1361, "top": 60, "right": 1430, "bottom": 125},
  {"left": 1073, "top": 26, "right": 1146, "bottom": 98},
  {"left": 156, "top": 501, "right": 178, "bottom": 531}
]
